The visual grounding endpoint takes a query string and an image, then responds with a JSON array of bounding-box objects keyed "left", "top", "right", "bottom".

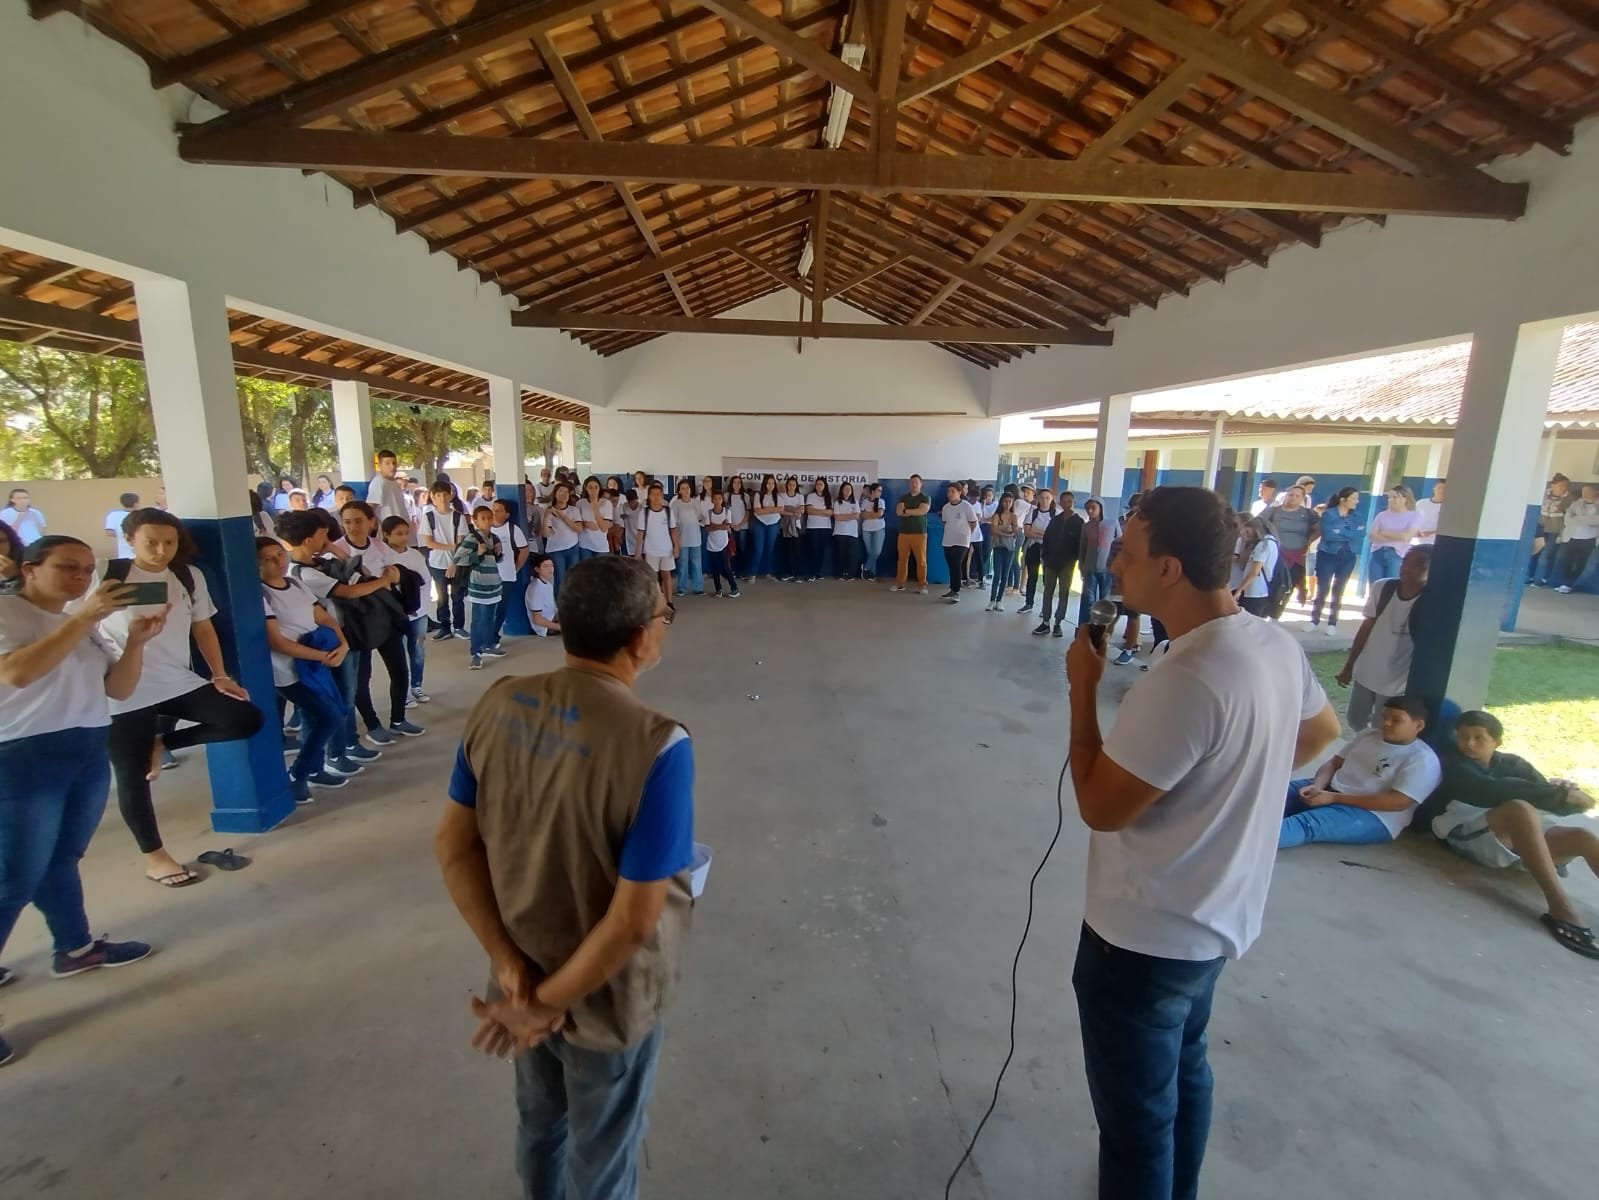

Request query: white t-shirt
[
  {"left": 0, "top": 594, "right": 119, "bottom": 740},
  {"left": 777, "top": 492, "right": 804, "bottom": 525},
  {"left": 104, "top": 509, "right": 135, "bottom": 558},
  {"left": 97, "top": 564, "right": 218, "bottom": 715},
  {"left": 753, "top": 493, "right": 782, "bottom": 526},
  {"left": 669, "top": 497, "right": 702, "bottom": 548},
  {"left": 1353, "top": 583, "right": 1419, "bottom": 697},
  {"left": 833, "top": 500, "right": 860, "bottom": 537},
  {"left": 575, "top": 498, "right": 613, "bottom": 554},
  {"left": 390, "top": 546, "right": 431, "bottom": 619},
  {"left": 804, "top": 494, "right": 833, "bottom": 530},
  {"left": 1, "top": 506, "right": 46, "bottom": 543},
  {"left": 1245, "top": 536, "right": 1279, "bottom": 600},
  {"left": 860, "top": 496, "right": 887, "bottom": 532},
  {"left": 704, "top": 507, "right": 732, "bottom": 552},
  {"left": 492, "top": 522, "right": 529, "bottom": 581},
  {"left": 640, "top": 505, "right": 677, "bottom": 557},
  {"left": 728, "top": 494, "right": 749, "bottom": 529},
  {"left": 543, "top": 504, "right": 582, "bottom": 553},
  {"left": 968, "top": 500, "right": 986, "bottom": 542},
  {"left": 941, "top": 500, "right": 977, "bottom": 548},
  {"left": 424, "top": 509, "right": 468, "bottom": 570},
  {"left": 260, "top": 577, "right": 321, "bottom": 687},
  {"left": 1412, "top": 498, "right": 1442, "bottom": 545},
  {"left": 525, "top": 577, "right": 558, "bottom": 635},
  {"left": 1328, "top": 729, "right": 1442, "bottom": 839},
  {"left": 1090, "top": 610, "right": 1329, "bottom": 961},
  {"left": 1015, "top": 499, "right": 1035, "bottom": 528},
  {"left": 1025, "top": 507, "right": 1052, "bottom": 539},
  {"left": 343, "top": 537, "right": 394, "bottom": 579}
]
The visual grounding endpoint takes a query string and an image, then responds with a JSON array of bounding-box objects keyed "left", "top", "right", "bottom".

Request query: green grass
[{"left": 1308, "top": 643, "right": 1599, "bottom": 790}]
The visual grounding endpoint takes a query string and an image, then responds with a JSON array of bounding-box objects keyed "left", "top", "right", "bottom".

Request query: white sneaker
[
  {"left": 1557, "top": 585, "right": 1574, "bottom": 594},
  {"left": 918, "top": 587, "right": 928, "bottom": 595},
  {"left": 891, "top": 585, "right": 907, "bottom": 592},
  {"left": 1323, "top": 626, "right": 1337, "bottom": 636}
]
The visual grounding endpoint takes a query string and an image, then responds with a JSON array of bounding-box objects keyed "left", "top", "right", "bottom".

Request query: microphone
[{"left": 1088, "top": 598, "right": 1118, "bottom": 650}]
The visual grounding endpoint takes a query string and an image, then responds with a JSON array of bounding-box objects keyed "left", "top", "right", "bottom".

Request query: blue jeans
[
  {"left": 1073, "top": 923, "right": 1226, "bottom": 1200},
  {"left": 430, "top": 565, "right": 464, "bottom": 633},
  {"left": 751, "top": 520, "right": 778, "bottom": 576},
  {"left": 576, "top": 546, "right": 601, "bottom": 562},
  {"left": 733, "top": 528, "right": 751, "bottom": 569},
  {"left": 1310, "top": 546, "right": 1357, "bottom": 627},
  {"left": 1279, "top": 780, "right": 1393, "bottom": 848},
  {"left": 545, "top": 546, "right": 579, "bottom": 598},
  {"left": 333, "top": 650, "right": 360, "bottom": 751},
  {"left": 861, "top": 527, "right": 884, "bottom": 578},
  {"left": 276, "top": 680, "right": 344, "bottom": 782},
  {"left": 516, "top": 1024, "right": 664, "bottom": 1200},
  {"left": 405, "top": 614, "right": 427, "bottom": 689},
  {"left": 989, "top": 544, "right": 1017, "bottom": 602},
  {"left": 1078, "top": 568, "right": 1111, "bottom": 624},
  {"left": 493, "top": 581, "right": 517, "bottom": 641},
  {"left": 1528, "top": 536, "right": 1561, "bottom": 584},
  {"left": 469, "top": 601, "right": 498, "bottom": 655},
  {"left": 675, "top": 545, "right": 704, "bottom": 594},
  {"left": 0, "top": 726, "right": 107, "bottom": 957},
  {"left": 1368, "top": 545, "right": 1401, "bottom": 585}
]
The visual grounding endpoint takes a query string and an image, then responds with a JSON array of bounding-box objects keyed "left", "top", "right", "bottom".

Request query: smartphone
[{"left": 123, "top": 580, "right": 169, "bottom": 605}]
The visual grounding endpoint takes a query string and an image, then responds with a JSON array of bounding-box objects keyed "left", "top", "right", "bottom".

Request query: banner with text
[{"left": 722, "top": 458, "right": 879, "bottom": 489}]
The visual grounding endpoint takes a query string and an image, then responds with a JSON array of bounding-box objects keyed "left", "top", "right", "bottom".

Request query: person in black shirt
[{"left": 1034, "top": 492, "right": 1085, "bottom": 638}]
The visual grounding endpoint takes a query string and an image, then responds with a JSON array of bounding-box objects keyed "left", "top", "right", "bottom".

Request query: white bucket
[{"left": 689, "top": 842, "right": 712, "bottom": 899}]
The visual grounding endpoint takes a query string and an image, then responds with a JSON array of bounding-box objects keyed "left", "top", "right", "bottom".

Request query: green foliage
[
  {"left": 0, "top": 343, "right": 159, "bottom": 478},
  {"left": 371, "top": 399, "right": 489, "bottom": 481},
  {"left": 236, "top": 377, "right": 337, "bottom": 484}
]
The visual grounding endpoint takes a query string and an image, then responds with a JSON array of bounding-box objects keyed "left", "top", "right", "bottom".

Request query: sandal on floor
[
  {"left": 149, "top": 868, "right": 203, "bottom": 889},
  {"left": 197, "top": 849, "right": 250, "bottom": 872},
  {"left": 1539, "top": 913, "right": 1599, "bottom": 960}
]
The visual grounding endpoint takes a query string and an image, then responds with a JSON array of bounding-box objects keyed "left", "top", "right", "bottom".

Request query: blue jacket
[
  {"left": 1317, "top": 507, "right": 1365, "bottom": 557},
  {"left": 295, "top": 626, "right": 344, "bottom": 711}
]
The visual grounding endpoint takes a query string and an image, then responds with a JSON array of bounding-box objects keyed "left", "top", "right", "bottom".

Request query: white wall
[
  {"left": 0, "top": 5, "right": 599, "bottom": 404},
  {"left": 595, "top": 292, "right": 998, "bottom": 477},
  {"left": 1553, "top": 440, "right": 1598, "bottom": 481},
  {"left": 991, "top": 122, "right": 1599, "bottom": 414}
]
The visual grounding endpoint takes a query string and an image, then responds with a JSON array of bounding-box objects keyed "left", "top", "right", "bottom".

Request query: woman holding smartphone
[
  {"left": 102, "top": 510, "right": 263, "bottom": 888},
  {"left": 0, "top": 536, "right": 168, "bottom": 1066}
]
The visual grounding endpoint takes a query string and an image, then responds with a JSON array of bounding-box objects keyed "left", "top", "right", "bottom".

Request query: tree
[
  {"left": 371, "top": 400, "right": 490, "bottom": 481},
  {"left": 236, "top": 378, "right": 336, "bottom": 483},
  {"left": 524, "top": 418, "right": 557, "bottom": 475},
  {"left": 0, "top": 343, "right": 160, "bottom": 478}
]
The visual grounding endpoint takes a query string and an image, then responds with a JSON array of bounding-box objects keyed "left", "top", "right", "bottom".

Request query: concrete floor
[{"left": 3, "top": 579, "right": 1596, "bottom": 1200}]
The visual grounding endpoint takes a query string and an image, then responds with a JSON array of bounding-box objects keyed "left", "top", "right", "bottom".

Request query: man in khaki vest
[{"left": 436, "top": 554, "right": 694, "bottom": 1200}]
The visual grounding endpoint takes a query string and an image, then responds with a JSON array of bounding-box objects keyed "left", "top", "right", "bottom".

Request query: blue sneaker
[
  {"left": 322, "top": 757, "right": 364, "bottom": 777},
  {"left": 365, "top": 727, "right": 396, "bottom": 746},
  {"left": 470, "top": 655, "right": 483, "bottom": 670},
  {"left": 480, "top": 647, "right": 508, "bottom": 659},
  {"left": 51, "top": 936, "right": 154, "bottom": 979},
  {"left": 389, "top": 720, "right": 426, "bottom": 737},
  {"left": 309, "top": 773, "right": 349, "bottom": 789},
  {"left": 291, "top": 777, "right": 314, "bottom": 805},
  {"left": 344, "top": 743, "right": 382, "bottom": 763}
]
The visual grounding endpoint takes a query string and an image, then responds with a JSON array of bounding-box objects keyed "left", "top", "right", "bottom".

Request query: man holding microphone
[{"left": 1065, "top": 487, "right": 1340, "bottom": 1200}]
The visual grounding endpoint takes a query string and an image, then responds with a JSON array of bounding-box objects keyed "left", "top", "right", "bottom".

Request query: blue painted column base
[
  {"left": 184, "top": 515, "right": 296, "bottom": 835},
  {"left": 1408, "top": 532, "right": 1520, "bottom": 720},
  {"left": 497, "top": 483, "right": 533, "bottom": 636},
  {"left": 1501, "top": 503, "right": 1542, "bottom": 632}
]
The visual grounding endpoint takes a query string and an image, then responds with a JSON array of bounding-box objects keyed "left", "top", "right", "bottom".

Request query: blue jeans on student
[
  {"left": 545, "top": 546, "right": 579, "bottom": 598},
  {"left": 1528, "top": 536, "right": 1562, "bottom": 585},
  {"left": 751, "top": 520, "right": 778, "bottom": 576},
  {"left": 1278, "top": 780, "right": 1392, "bottom": 848},
  {"left": 515, "top": 1023, "right": 664, "bottom": 1200},
  {"left": 404, "top": 615, "right": 427, "bottom": 690},
  {"left": 1078, "top": 568, "right": 1112, "bottom": 624},
  {"left": 333, "top": 649, "right": 360, "bottom": 752},
  {"left": 469, "top": 601, "right": 498, "bottom": 656},
  {"left": 733, "top": 528, "right": 751, "bottom": 569},
  {"left": 990, "top": 545, "right": 1017, "bottom": 603},
  {"left": 0, "top": 726, "right": 107, "bottom": 958},
  {"left": 576, "top": 546, "right": 601, "bottom": 562},
  {"left": 1310, "top": 546, "right": 1358, "bottom": 627},
  {"left": 493, "top": 581, "right": 518, "bottom": 642},
  {"left": 1073, "top": 923, "right": 1227, "bottom": 1200},
  {"left": 675, "top": 545, "right": 704, "bottom": 594},
  {"left": 430, "top": 565, "right": 465, "bottom": 633},
  {"left": 276, "top": 680, "right": 344, "bottom": 782},
  {"left": 861, "top": 527, "right": 885, "bottom": 578},
  {"left": 1368, "top": 546, "right": 1401, "bottom": 586}
]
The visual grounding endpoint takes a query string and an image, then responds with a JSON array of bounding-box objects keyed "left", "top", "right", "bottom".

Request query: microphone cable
[{"left": 943, "top": 753, "right": 1070, "bottom": 1199}]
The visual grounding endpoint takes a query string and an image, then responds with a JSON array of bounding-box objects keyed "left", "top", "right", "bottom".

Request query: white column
[
  {"left": 1090, "top": 393, "right": 1132, "bottom": 504},
  {"left": 331, "top": 379, "right": 375, "bottom": 485},
  {"left": 1369, "top": 437, "right": 1394, "bottom": 495},
  {"left": 560, "top": 420, "right": 578, "bottom": 469},
  {"left": 135, "top": 279, "right": 248, "bottom": 518},
  {"left": 488, "top": 376, "right": 524, "bottom": 484},
  {"left": 1530, "top": 431, "right": 1558, "bottom": 504},
  {"left": 1422, "top": 442, "right": 1447, "bottom": 480},
  {"left": 1154, "top": 448, "right": 1172, "bottom": 471},
  {"left": 1254, "top": 446, "right": 1275, "bottom": 475},
  {"left": 1203, "top": 417, "right": 1225, "bottom": 490}
]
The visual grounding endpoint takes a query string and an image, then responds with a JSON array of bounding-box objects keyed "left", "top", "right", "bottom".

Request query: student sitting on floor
[
  {"left": 1279, "top": 695, "right": 1440, "bottom": 849},
  {"left": 1427, "top": 709, "right": 1599, "bottom": 960}
]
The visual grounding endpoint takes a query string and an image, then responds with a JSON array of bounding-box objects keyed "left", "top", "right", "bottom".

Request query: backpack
[
  {"left": 105, "top": 558, "right": 197, "bottom": 603},
  {"left": 1372, "top": 577, "right": 1423, "bottom": 642},
  {"left": 1261, "top": 535, "right": 1294, "bottom": 619},
  {"left": 293, "top": 555, "right": 402, "bottom": 651}
]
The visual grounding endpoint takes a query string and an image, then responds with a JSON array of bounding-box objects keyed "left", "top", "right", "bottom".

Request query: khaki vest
[{"left": 462, "top": 666, "right": 692, "bottom": 1052}]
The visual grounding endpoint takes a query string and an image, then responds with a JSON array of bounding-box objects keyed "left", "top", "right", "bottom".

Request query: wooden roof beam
[
  {"left": 152, "top": 0, "right": 376, "bottom": 88},
  {"left": 179, "top": 128, "right": 1527, "bottom": 217},
  {"left": 699, "top": 0, "right": 877, "bottom": 105},
  {"left": 512, "top": 310, "right": 1108, "bottom": 345},
  {"left": 895, "top": 0, "right": 1100, "bottom": 105}
]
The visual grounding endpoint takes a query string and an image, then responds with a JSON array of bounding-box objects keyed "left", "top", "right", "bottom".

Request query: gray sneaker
[{"left": 389, "top": 720, "right": 427, "bottom": 737}]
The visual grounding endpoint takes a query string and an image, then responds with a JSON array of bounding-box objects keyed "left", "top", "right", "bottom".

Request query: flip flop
[
  {"left": 1539, "top": 913, "right": 1599, "bottom": 960},
  {"left": 197, "top": 849, "right": 250, "bottom": 872},
  {"left": 149, "top": 869, "right": 203, "bottom": 888}
]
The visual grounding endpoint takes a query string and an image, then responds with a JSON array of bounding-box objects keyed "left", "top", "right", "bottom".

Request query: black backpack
[
  {"left": 1372, "top": 577, "right": 1424, "bottom": 641},
  {"left": 1261, "top": 535, "right": 1294, "bottom": 620},
  {"left": 293, "top": 555, "right": 403, "bottom": 651},
  {"left": 105, "top": 558, "right": 197, "bottom": 603}
]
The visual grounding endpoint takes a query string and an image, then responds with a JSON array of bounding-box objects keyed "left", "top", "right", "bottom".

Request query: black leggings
[
  {"left": 356, "top": 631, "right": 410, "bottom": 732},
  {"left": 707, "top": 546, "right": 738, "bottom": 593},
  {"left": 943, "top": 545, "right": 967, "bottom": 593},
  {"left": 108, "top": 684, "right": 264, "bottom": 854}
]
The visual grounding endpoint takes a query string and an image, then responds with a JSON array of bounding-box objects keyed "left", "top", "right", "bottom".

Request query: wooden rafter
[
  {"left": 178, "top": 128, "right": 1527, "bottom": 217},
  {"left": 699, "top": 0, "right": 876, "bottom": 105},
  {"left": 511, "top": 310, "right": 1109, "bottom": 345},
  {"left": 895, "top": 0, "right": 1100, "bottom": 106},
  {"left": 151, "top": 0, "right": 377, "bottom": 87}
]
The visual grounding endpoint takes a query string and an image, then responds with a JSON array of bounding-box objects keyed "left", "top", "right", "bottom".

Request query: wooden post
[{"left": 1141, "top": 450, "right": 1158, "bottom": 491}]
